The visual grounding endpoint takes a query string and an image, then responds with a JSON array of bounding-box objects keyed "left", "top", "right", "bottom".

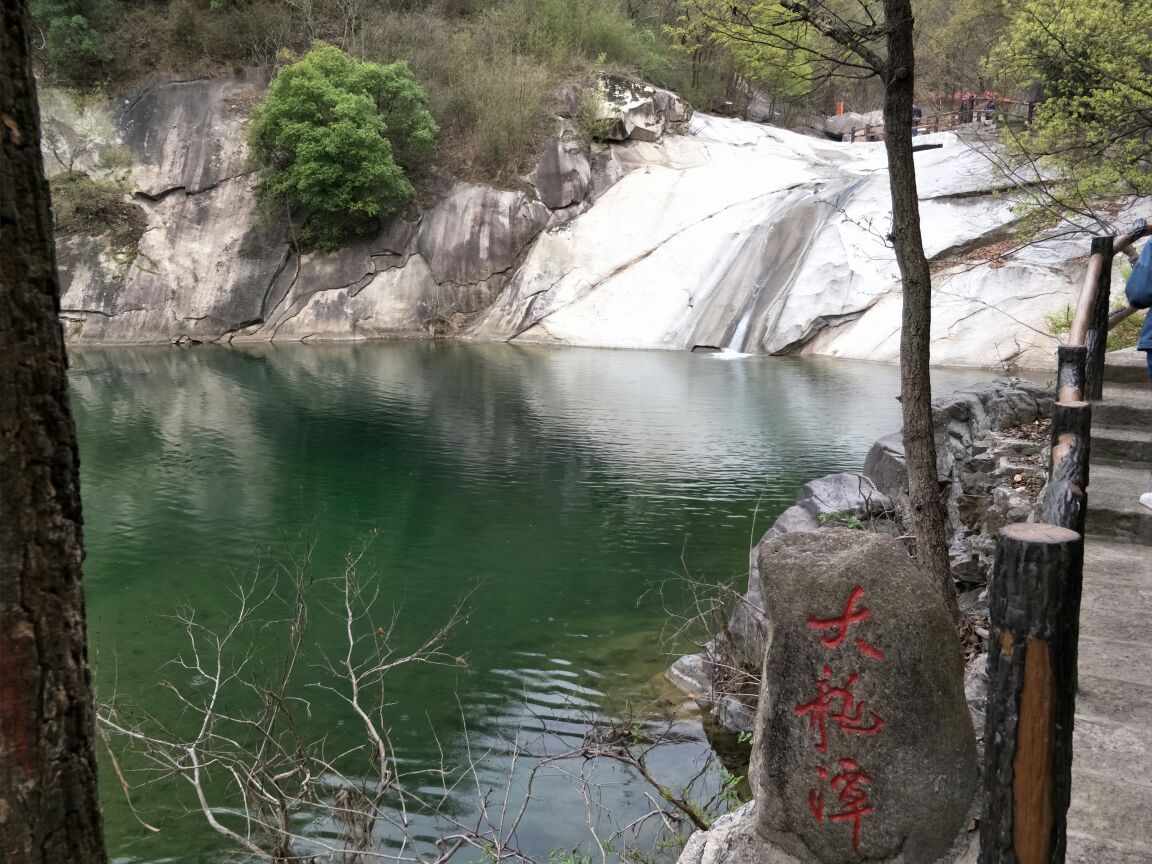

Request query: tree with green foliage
[
  {"left": 30, "top": 0, "right": 115, "bottom": 81},
  {"left": 913, "top": 0, "right": 1010, "bottom": 96},
  {"left": 673, "top": 0, "right": 961, "bottom": 623},
  {"left": 249, "top": 42, "right": 438, "bottom": 250},
  {"left": 670, "top": 3, "right": 813, "bottom": 107},
  {"left": 986, "top": 0, "right": 1152, "bottom": 214}
]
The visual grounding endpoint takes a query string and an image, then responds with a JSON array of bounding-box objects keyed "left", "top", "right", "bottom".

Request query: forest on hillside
[{"left": 23, "top": 0, "right": 1063, "bottom": 174}]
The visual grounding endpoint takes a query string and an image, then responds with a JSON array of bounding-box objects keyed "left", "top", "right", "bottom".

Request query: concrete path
[{"left": 1066, "top": 373, "right": 1152, "bottom": 863}]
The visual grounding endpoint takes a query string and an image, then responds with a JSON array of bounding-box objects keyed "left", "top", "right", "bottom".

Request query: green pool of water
[{"left": 70, "top": 342, "right": 988, "bottom": 863}]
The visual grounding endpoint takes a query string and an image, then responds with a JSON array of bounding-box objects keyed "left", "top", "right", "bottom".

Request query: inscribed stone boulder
[{"left": 751, "top": 529, "right": 977, "bottom": 863}]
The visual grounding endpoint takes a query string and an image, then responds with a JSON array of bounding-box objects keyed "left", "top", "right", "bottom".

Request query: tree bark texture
[
  {"left": 1056, "top": 346, "right": 1086, "bottom": 404},
  {"left": 880, "top": 0, "right": 960, "bottom": 622},
  {"left": 1040, "top": 402, "right": 1091, "bottom": 535},
  {"left": 0, "top": 3, "right": 108, "bottom": 862},
  {"left": 1083, "top": 236, "right": 1113, "bottom": 402},
  {"left": 980, "top": 523, "right": 1083, "bottom": 864}
]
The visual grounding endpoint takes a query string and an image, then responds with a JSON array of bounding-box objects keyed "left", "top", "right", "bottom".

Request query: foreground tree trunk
[
  {"left": 0, "top": 3, "right": 108, "bottom": 862},
  {"left": 767, "top": 0, "right": 960, "bottom": 621},
  {"left": 881, "top": 0, "right": 960, "bottom": 623}
]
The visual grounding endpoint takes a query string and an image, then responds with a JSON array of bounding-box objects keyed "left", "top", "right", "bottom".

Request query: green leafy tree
[
  {"left": 986, "top": 0, "right": 1152, "bottom": 210},
  {"left": 30, "top": 0, "right": 115, "bottom": 81},
  {"left": 670, "top": 3, "right": 813, "bottom": 107},
  {"left": 249, "top": 42, "right": 438, "bottom": 250},
  {"left": 914, "top": 0, "right": 1010, "bottom": 95}
]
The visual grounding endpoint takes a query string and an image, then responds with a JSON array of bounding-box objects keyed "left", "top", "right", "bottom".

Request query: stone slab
[
  {"left": 1067, "top": 771, "right": 1152, "bottom": 852},
  {"left": 751, "top": 530, "right": 976, "bottom": 864},
  {"left": 1067, "top": 832, "right": 1152, "bottom": 864},
  {"left": 1096, "top": 384, "right": 1152, "bottom": 430},
  {"left": 1104, "top": 348, "right": 1152, "bottom": 384},
  {"left": 1076, "top": 673, "right": 1152, "bottom": 718},
  {"left": 1068, "top": 436, "right": 1152, "bottom": 864},
  {"left": 1092, "top": 426, "right": 1151, "bottom": 465}
]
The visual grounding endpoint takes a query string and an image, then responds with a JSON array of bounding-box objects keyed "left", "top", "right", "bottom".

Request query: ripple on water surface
[{"left": 70, "top": 342, "right": 990, "bottom": 863}]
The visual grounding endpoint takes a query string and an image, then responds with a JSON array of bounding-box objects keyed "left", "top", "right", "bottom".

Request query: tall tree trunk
[
  {"left": 881, "top": 0, "right": 960, "bottom": 623},
  {"left": 0, "top": 3, "right": 108, "bottom": 862}
]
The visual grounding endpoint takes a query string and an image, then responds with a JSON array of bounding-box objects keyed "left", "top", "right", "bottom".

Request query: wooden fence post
[
  {"left": 980, "top": 522, "right": 1084, "bottom": 864},
  {"left": 1056, "top": 346, "right": 1087, "bottom": 403},
  {"left": 1083, "top": 235, "right": 1114, "bottom": 401},
  {"left": 1040, "top": 401, "right": 1091, "bottom": 535}
]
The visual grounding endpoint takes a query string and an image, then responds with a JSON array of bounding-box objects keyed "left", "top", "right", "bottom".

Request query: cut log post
[
  {"left": 1083, "top": 235, "right": 1114, "bottom": 401},
  {"left": 980, "top": 522, "right": 1084, "bottom": 864},
  {"left": 1040, "top": 401, "right": 1091, "bottom": 534},
  {"left": 1056, "top": 346, "right": 1087, "bottom": 403}
]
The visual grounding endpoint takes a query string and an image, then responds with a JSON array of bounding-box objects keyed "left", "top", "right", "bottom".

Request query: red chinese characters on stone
[
  {"left": 807, "top": 759, "right": 876, "bottom": 853},
  {"left": 807, "top": 585, "right": 886, "bottom": 661},
  {"left": 794, "top": 664, "right": 886, "bottom": 751},
  {"left": 800, "top": 586, "right": 885, "bottom": 853}
]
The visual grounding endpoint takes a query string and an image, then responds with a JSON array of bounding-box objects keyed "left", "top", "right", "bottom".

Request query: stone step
[
  {"left": 1085, "top": 463, "right": 1152, "bottom": 544},
  {"left": 1068, "top": 516, "right": 1152, "bottom": 862},
  {"left": 1096, "top": 384, "right": 1152, "bottom": 430},
  {"left": 1067, "top": 770, "right": 1152, "bottom": 857},
  {"left": 1077, "top": 671, "right": 1152, "bottom": 718},
  {"left": 1067, "top": 833, "right": 1152, "bottom": 864},
  {"left": 1073, "top": 714, "right": 1152, "bottom": 799},
  {"left": 1104, "top": 348, "right": 1149, "bottom": 384},
  {"left": 1083, "top": 536, "right": 1152, "bottom": 578},
  {"left": 1091, "top": 425, "right": 1150, "bottom": 464},
  {"left": 1081, "top": 540, "right": 1152, "bottom": 595}
]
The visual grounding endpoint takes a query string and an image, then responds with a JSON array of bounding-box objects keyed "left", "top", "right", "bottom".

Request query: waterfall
[{"left": 718, "top": 302, "right": 754, "bottom": 357}]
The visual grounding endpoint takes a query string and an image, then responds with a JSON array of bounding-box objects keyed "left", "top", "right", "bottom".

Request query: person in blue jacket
[{"left": 1123, "top": 236, "right": 1152, "bottom": 510}]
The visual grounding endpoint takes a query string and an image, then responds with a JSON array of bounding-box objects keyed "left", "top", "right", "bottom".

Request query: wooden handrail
[
  {"left": 1109, "top": 305, "right": 1141, "bottom": 330},
  {"left": 982, "top": 231, "right": 1098, "bottom": 861},
  {"left": 1114, "top": 228, "right": 1146, "bottom": 255},
  {"left": 982, "top": 226, "right": 1144, "bottom": 862},
  {"left": 1104, "top": 233, "right": 1146, "bottom": 334},
  {"left": 1067, "top": 246, "right": 1106, "bottom": 348},
  {"left": 847, "top": 99, "right": 1035, "bottom": 143},
  {"left": 1064, "top": 226, "right": 1149, "bottom": 400},
  {"left": 1071, "top": 227, "right": 1148, "bottom": 348}
]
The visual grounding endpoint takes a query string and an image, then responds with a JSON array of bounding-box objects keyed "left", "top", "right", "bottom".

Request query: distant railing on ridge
[{"left": 842, "top": 97, "right": 1036, "bottom": 142}]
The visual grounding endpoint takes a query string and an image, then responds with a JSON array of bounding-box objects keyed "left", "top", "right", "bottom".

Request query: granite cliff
[{"left": 47, "top": 71, "right": 1099, "bottom": 368}]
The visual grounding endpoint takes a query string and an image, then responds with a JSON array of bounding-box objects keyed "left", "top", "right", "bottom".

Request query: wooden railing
[
  {"left": 844, "top": 98, "right": 1036, "bottom": 142},
  {"left": 979, "top": 224, "right": 1148, "bottom": 863}
]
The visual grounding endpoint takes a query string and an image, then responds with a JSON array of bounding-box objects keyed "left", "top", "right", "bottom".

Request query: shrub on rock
[{"left": 249, "top": 42, "right": 438, "bottom": 250}]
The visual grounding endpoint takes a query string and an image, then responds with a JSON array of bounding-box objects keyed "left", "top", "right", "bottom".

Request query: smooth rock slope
[{"left": 46, "top": 73, "right": 1114, "bottom": 368}]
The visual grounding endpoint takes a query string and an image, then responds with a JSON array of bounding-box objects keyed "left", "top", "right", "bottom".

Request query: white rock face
[
  {"left": 471, "top": 118, "right": 1091, "bottom": 369},
  {"left": 269, "top": 254, "right": 451, "bottom": 341},
  {"left": 120, "top": 71, "right": 271, "bottom": 197},
  {"left": 50, "top": 73, "right": 1108, "bottom": 369},
  {"left": 586, "top": 74, "right": 693, "bottom": 142},
  {"left": 60, "top": 175, "right": 290, "bottom": 343}
]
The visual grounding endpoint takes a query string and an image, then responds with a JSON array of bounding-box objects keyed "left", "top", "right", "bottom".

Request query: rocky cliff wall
[{"left": 45, "top": 71, "right": 1119, "bottom": 368}]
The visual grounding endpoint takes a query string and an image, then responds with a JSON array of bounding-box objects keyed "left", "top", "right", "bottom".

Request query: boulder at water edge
[{"left": 750, "top": 529, "right": 977, "bottom": 863}]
